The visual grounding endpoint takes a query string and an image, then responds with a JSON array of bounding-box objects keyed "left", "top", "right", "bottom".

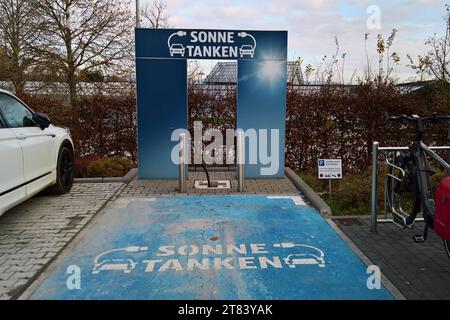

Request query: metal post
[
  {"left": 179, "top": 133, "right": 186, "bottom": 193},
  {"left": 384, "top": 151, "right": 391, "bottom": 220},
  {"left": 237, "top": 130, "right": 244, "bottom": 192},
  {"left": 370, "top": 141, "right": 379, "bottom": 232},
  {"left": 136, "top": 0, "right": 140, "bottom": 28}
]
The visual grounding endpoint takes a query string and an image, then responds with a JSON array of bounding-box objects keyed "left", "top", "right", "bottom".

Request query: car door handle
[{"left": 46, "top": 133, "right": 56, "bottom": 138}]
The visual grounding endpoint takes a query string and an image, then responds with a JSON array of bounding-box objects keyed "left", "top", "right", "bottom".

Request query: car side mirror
[{"left": 33, "top": 112, "right": 51, "bottom": 130}]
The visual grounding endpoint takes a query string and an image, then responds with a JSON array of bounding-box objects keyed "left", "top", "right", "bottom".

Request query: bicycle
[{"left": 384, "top": 113, "right": 450, "bottom": 259}]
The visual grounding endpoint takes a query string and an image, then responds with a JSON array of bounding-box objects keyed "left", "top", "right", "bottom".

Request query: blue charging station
[{"left": 135, "top": 29, "right": 287, "bottom": 179}]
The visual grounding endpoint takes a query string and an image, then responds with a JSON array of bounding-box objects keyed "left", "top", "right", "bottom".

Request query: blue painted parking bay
[{"left": 29, "top": 195, "right": 394, "bottom": 300}]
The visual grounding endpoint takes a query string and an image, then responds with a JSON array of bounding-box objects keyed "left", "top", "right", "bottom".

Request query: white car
[{"left": 0, "top": 89, "right": 75, "bottom": 216}]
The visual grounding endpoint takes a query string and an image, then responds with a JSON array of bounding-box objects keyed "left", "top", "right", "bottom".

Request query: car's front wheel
[{"left": 46, "top": 145, "right": 74, "bottom": 195}]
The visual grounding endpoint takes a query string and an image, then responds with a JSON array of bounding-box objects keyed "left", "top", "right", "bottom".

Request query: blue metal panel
[
  {"left": 237, "top": 60, "right": 287, "bottom": 178},
  {"left": 136, "top": 58, "right": 187, "bottom": 179},
  {"left": 29, "top": 196, "right": 394, "bottom": 300}
]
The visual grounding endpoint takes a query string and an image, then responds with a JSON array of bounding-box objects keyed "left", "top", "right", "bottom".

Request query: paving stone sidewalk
[
  {"left": 121, "top": 171, "right": 299, "bottom": 197},
  {"left": 0, "top": 183, "right": 123, "bottom": 300},
  {"left": 336, "top": 217, "right": 450, "bottom": 300}
]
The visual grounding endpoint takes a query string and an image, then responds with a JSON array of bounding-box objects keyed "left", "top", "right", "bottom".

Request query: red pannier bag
[{"left": 435, "top": 177, "right": 450, "bottom": 242}]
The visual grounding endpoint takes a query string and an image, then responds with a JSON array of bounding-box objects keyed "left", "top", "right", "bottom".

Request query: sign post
[
  {"left": 318, "top": 159, "right": 343, "bottom": 195},
  {"left": 136, "top": 0, "right": 140, "bottom": 27}
]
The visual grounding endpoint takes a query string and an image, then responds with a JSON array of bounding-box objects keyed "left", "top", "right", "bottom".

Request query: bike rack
[
  {"left": 370, "top": 141, "right": 450, "bottom": 232},
  {"left": 384, "top": 157, "right": 411, "bottom": 229}
]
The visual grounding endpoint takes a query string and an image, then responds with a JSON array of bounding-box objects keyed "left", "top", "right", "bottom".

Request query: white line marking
[
  {"left": 267, "top": 196, "right": 306, "bottom": 206},
  {"left": 115, "top": 198, "right": 156, "bottom": 208}
]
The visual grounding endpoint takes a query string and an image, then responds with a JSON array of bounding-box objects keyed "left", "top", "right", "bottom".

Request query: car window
[{"left": 0, "top": 93, "right": 35, "bottom": 128}]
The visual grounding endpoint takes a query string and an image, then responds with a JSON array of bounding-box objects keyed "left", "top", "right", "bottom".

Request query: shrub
[
  {"left": 326, "top": 173, "right": 374, "bottom": 216},
  {"left": 19, "top": 92, "right": 137, "bottom": 163},
  {"left": 286, "top": 84, "right": 449, "bottom": 174},
  {"left": 301, "top": 173, "right": 375, "bottom": 216},
  {"left": 301, "top": 164, "right": 448, "bottom": 216},
  {"left": 300, "top": 165, "right": 387, "bottom": 216},
  {"left": 85, "top": 157, "right": 136, "bottom": 178},
  {"left": 431, "top": 170, "right": 448, "bottom": 192},
  {"left": 74, "top": 155, "right": 100, "bottom": 178}
]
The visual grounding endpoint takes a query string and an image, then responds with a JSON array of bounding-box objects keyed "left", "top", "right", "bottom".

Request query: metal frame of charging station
[{"left": 135, "top": 28, "right": 288, "bottom": 187}]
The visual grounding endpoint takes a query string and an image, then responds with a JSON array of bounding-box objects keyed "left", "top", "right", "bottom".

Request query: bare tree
[
  {"left": 0, "top": 0, "right": 44, "bottom": 95},
  {"left": 140, "top": 1, "right": 169, "bottom": 29},
  {"left": 407, "top": 54, "right": 430, "bottom": 82},
  {"left": 409, "top": 4, "right": 450, "bottom": 82},
  {"left": 0, "top": 48, "right": 9, "bottom": 80},
  {"left": 36, "top": 0, "right": 134, "bottom": 107},
  {"left": 187, "top": 60, "right": 205, "bottom": 82},
  {"left": 425, "top": 4, "right": 450, "bottom": 82}
]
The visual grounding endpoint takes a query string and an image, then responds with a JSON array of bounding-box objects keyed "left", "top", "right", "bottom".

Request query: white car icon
[
  {"left": 240, "top": 45, "right": 255, "bottom": 58},
  {"left": 93, "top": 258, "right": 137, "bottom": 274},
  {"left": 92, "top": 246, "right": 148, "bottom": 274},
  {"left": 273, "top": 243, "right": 326, "bottom": 268},
  {"left": 170, "top": 43, "right": 185, "bottom": 57}
]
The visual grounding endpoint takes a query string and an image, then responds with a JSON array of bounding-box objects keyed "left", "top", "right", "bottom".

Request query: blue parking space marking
[{"left": 29, "top": 195, "right": 394, "bottom": 300}]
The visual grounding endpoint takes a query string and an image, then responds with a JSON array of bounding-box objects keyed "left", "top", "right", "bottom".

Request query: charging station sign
[
  {"left": 136, "top": 28, "right": 287, "bottom": 61},
  {"left": 167, "top": 30, "right": 256, "bottom": 59},
  {"left": 318, "top": 159, "right": 342, "bottom": 179}
]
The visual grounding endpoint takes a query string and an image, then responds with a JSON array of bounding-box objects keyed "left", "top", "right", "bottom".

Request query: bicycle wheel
[{"left": 386, "top": 152, "right": 420, "bottom": 227}]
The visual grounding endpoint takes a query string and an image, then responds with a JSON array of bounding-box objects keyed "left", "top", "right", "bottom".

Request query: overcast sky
[{"left": 141, "top": 0, "right": 448, "bottom": 83}]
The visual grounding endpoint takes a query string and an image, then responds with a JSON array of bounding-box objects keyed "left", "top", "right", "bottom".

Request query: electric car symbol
[
  {"left": 239, "top": 45, "right": 255, "bottom": 58},
  {"left": 167, "top": 31, "right": 187, "bottom": 57},
  {"left": 237, "top": 32, "right": 257, "bottom": 58},
  {"left": 273, "top": 243, "right": 326, "bottom": 268},
  {"left": 92, "top": 246, "right": 148, "bottom": 274},
  {"left": 170, "top": 43, "right": 185, "bottom": 57}
]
